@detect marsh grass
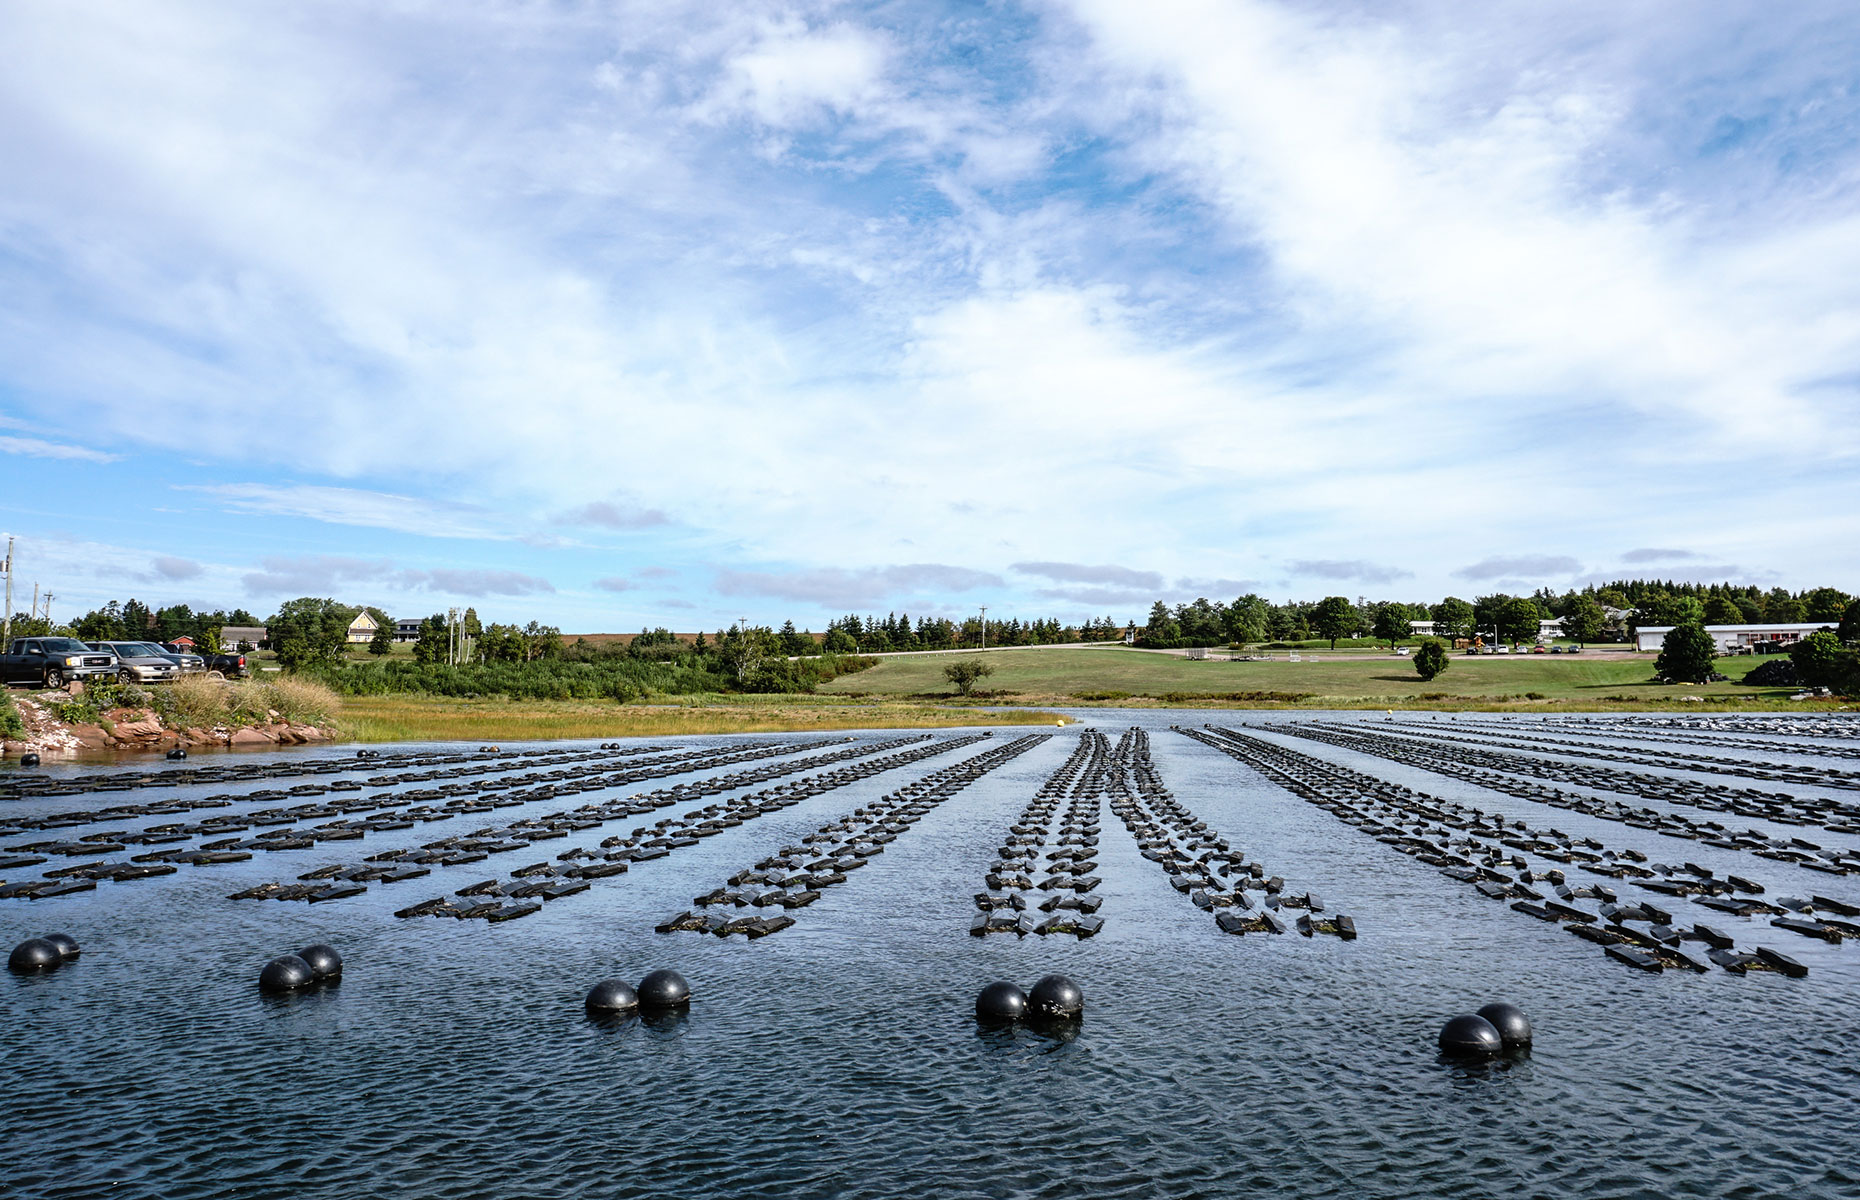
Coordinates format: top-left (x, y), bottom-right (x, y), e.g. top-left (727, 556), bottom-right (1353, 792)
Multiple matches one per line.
top-left (338, 694), bottom-right (1069, 743)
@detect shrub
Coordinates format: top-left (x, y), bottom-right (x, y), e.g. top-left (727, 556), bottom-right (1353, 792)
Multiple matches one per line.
top-left (1655, 623), bottom-right (1717, 683)
top-left (0, 691), bottom-right (23, 740)
top-left (1743, 659), bottom-right (1800, 687)
top-left (167, 675), bottom-right (230, 730)
top-left (238, 677), bottom-right (340, 727)
top-left (1413, 639), bottom-right (1449, 682)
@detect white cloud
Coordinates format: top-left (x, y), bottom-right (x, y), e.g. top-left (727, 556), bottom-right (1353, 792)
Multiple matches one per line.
top-left (708, 20), bottom-right (891, 129)
top-left (185, 484), bottom-right (512, 541)
top-left (0, 435), bottom-right (118, 463)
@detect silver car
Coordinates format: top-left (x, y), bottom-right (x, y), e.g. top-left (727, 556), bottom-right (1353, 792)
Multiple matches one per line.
top-left (89, 641), bottom-right (181, 684)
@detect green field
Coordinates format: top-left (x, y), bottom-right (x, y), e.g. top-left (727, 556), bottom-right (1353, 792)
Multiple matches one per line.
top-left (818, 646), bottom-right (1827, 710)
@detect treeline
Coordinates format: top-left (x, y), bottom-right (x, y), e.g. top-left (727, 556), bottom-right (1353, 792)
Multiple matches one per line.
top-left (812, 612), bottom-right (1125, 653)
top-left (1132, 581), bottom-right (1858, 650)
top-left (51, 600), bottom-right (263, 649)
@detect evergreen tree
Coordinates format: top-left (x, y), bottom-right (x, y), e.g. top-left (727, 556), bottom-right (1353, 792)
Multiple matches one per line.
top-left (1413, 639), bottom-right (1449, 681)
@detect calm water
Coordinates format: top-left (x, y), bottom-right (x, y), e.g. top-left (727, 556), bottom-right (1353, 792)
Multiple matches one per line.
top-left (4, 710), bottom-right (1858, 1200)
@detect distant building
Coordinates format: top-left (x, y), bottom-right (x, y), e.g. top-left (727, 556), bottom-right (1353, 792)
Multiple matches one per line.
top-left (395, 618), bottom-right (423, 642)
top-left (346, 611), bottom-right (381, 644)
top-left (168, 635), bottom-right (195, 649)
top-left (220, 625), bottom-right (267, 650)
top-left (1634, 622), bottom-right (1833, 653)
top-left (1409, 618), bottom-right (1564, 641)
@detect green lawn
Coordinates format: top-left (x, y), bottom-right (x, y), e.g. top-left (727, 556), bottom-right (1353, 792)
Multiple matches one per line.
top-left (819, 646), bottom-right (1820, 710)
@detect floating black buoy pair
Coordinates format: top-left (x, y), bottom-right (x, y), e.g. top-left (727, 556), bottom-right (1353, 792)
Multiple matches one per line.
top-left (166, 747), bottom-right (187, 761)
top-left (258, 944), bottom-right (343, 993)
top-left (585, 969), bottom-right (690, 1013)
top-left (20, 752), bottom-right (40, 767)
top-left (976, 974), bottom-right (1084, 1026)
top-left (1438, 1002), bottom-right (1532, 1059)
top-left (9, 933), bottom-right (79, 973)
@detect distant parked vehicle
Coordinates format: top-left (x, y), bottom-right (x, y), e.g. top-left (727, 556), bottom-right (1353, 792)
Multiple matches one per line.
top-left (1531, 644), bottom-right (1548, 654)
top-left (1550, 646), bottom-right (1564, 654)
top-left (154, 643), bottom-right (208, 675)
top-left (1395, 647), bottom-right (1411, 656)
top-left (2, 638), bottom-right (119, 688)
top-left (87, 641), bottom-right (181, 684)
top-left (164, 644), bottom-right (248, 679)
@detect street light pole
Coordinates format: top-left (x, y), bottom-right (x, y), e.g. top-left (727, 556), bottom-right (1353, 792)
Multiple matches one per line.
top-left (979, 606), bottom-right (987, 651)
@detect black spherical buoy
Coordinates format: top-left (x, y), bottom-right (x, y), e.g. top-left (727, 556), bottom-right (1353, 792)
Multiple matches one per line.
top-left (585, 978), bottom-right (640, 1012)
top-left (166, 747), bottom-right (187, 761)
top-left (296, 944), bottom-right (342, 981)
top-left (636, 969), bottom-right (690, 1008)
top-left (1476, 1002), bottom-right (1532, 1051)
top-left (9, 938), bottom-right (63, 973)
top-left (40, 933), bottom-right (80, 961)
top-left (1438, 1014), bottom-right (1503, 1059)
top-left (1026, 974), bottom-right (1084, 1019)
top-left (20, 752), bottom-right (40, 767)
top-left (258, 954), bottom-right (316, 993)
top-left (975, 981), bottom-right (1028, 1025)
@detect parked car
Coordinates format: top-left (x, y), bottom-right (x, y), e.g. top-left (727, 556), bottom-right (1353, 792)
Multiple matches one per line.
top-left (1531, 644), bottom-right (1548, 653)
top-left (86, 641), bottom-right (180, 684)
top-left (1395, 647), bottom-right (1411, 656)
top-left (154, 643), bottom-right (208, 674)
top-left (164, 644), bottom-right (248, 679)
top-left (2, 638), bottom-right (120, 688)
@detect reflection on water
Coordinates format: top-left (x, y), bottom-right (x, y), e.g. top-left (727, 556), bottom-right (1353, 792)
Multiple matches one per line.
top-left (4, 711), bottom-right (1859, 1200)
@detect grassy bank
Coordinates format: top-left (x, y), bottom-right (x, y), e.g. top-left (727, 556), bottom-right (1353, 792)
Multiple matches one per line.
top-left (817, 646), bottom-right (1840, 710)
top-left (338, 694), bottom-right (1070, 743)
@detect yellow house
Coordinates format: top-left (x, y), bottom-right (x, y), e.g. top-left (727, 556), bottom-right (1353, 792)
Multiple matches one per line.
top-left (346, 611), bottom-right (380, 644)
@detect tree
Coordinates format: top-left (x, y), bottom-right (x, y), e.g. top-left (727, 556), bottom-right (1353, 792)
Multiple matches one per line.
top-left (1372, 603), bottom-right (1412, 649)
top-left (1702, 595), bottom-right (1743, 625)
top-left (1430, 597), bottom-right (1474, 643)
top-left (1561, 594), bottom-right (1606, 647)
top-left (1413, 639), bottom-right (1449, 682)
top-left (368, 621), bottom-right (394, 656)
top-left (1840, 599), bottom-right (1860, 645)
top-left (412, 614), bottom-right (449, 664)
top-left (1764, 589), bottom-right (1805, 622)
top-left (1655, 623), bottom-right (1717, 683)
top-left (944, 658), bottom-right (994, 696)
top-left (1144, 601), bottom-right (1181, 647)
top-left (199, 626), bottom-right (223, 656)
top-left (1790, 631), bottom-right (1847, 687)
top-left (1802, 587), bottom-right (1851, 623)
top-left (1312, 596), bottom-right (1354, 649)
top-left (1226, 594), bottom-right (1269, 647)
top-left (823, 628), bottom-right (857, 654)
top-left (269, 598), bottom-right (355, 669)
top-left (1496, 597), bottom-right (1542, 647)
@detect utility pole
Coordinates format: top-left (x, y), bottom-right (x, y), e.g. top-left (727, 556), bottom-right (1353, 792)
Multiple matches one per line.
top-left (979, 606), bottom-right (987, 651)
top-left (41, 592), bottom-right (53, 623)
top-left (1, 536), bottom-right (12, 647)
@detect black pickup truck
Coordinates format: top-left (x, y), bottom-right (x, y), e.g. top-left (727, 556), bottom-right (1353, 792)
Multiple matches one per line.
top-left (1, 637), bottom-right (121, 688)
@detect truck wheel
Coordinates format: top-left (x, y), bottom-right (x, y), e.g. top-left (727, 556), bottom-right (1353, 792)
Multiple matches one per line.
top-left (119, 668), bottom-right (137, 683)
top-left (206, 670), bottom-right (225, 681)
top-left (44, 667), bottom-right (66, 689)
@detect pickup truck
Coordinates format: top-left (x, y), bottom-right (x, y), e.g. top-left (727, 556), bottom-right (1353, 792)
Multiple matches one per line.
top-left (1, 637), bottom-right (121, 688)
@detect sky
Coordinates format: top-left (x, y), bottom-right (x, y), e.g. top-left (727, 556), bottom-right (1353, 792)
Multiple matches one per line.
top-left (2, 0), bottom-right (1857, 632)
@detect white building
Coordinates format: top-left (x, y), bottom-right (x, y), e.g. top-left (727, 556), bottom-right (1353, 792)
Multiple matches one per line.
top-left (1634, 622), bottom-right (1834, 653)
